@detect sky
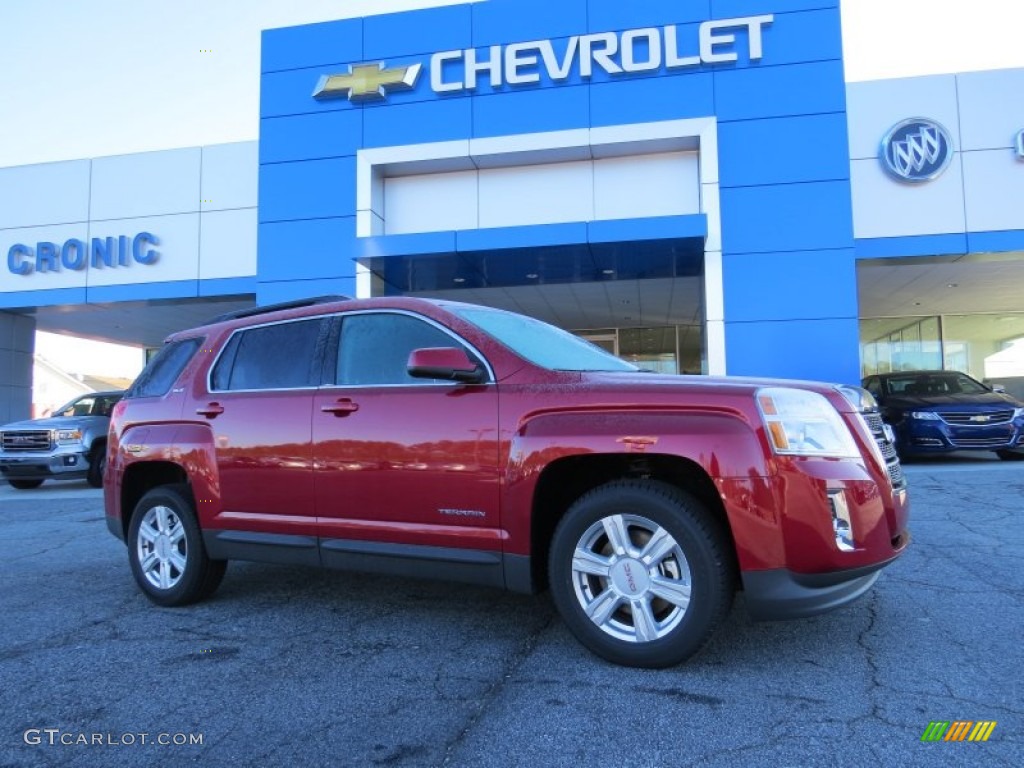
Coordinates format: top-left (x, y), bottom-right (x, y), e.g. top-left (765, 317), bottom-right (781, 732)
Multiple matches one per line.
top-left (6, 0), bottom-right (1024, 378)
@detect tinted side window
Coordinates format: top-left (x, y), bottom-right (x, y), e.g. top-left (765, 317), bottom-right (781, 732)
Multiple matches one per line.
top-left (337, 314), bottom-right (468, 386)
top-left (218, 319), bottom-right (325, 391)
top-left (864, 378), bottom-right (882, 398)
top-left (128, 339), bottom-right (201, 399)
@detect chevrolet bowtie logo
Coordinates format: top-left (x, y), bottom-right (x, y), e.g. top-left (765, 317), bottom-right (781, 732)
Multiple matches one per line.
top-left (313, 62), bottom-right (422, 102)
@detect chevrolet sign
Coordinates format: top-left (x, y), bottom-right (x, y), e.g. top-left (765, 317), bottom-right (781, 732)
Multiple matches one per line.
top-left (314, 15), bottom-right (773, 101)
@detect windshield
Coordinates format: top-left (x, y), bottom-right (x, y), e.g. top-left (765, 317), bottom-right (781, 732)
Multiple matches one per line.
top-left (452, 307), bottom-right (639, 372)
top-left (54, 393), bottom-right (123, 417)
top-left (884, 372), bottom-right (990, 397)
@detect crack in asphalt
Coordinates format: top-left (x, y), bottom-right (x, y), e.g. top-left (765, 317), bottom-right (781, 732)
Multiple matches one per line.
top-left (438, 608), bottom-right (555, 767)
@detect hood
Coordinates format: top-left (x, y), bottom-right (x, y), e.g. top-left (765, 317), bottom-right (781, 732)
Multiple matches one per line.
top-left (1, 415), bottom-right (105, 432)
top-left (882, 391), bottom-right (1022, 410)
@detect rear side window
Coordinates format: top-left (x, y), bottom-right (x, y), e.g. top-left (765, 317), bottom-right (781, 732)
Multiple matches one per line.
top-left (128, 338), bottom-right (201, 399)
top-left (212, 318), bottom-right (326, 391)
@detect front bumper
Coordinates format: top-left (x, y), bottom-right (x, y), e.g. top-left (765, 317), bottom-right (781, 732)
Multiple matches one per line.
top-left (897, 419), bottom-right (1024, 454)
top-left (0, 448), bottom-right (90, 480)
top-left (742, 553), bottom-right (904, 620)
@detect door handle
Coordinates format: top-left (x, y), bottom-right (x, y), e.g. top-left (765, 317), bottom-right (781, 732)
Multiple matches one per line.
top-left (196, 402), bottom-right (225, 418)
top-left (321, 399), bottom-right (359, 417)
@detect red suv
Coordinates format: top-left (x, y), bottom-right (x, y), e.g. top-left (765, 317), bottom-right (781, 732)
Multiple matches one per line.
top-left (105, 296), bottom-right (909, 668)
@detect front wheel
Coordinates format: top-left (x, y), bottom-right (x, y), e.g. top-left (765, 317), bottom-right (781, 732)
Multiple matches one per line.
top-left (997, 450), bottom-right (1024, 461)
top-left (127, 484), bottom-right (226, 606)
top-left (86, 443), bottom-right (106, 488)
top-left (548, 480), bottom-right (735, 669)
top-left (8, 479), bottom-right (44, 490)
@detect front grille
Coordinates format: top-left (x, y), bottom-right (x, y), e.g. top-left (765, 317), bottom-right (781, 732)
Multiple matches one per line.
top-left (949, 436), bottom-right (1013, 449)
top-left (938, 410), bottom-right (1015, 426)
top-left (887, 461), bottom-right (905, 488)
top-left (1, 430), bottom-right (52, 452)
top-left (861, 410), bottom-right (906, 491)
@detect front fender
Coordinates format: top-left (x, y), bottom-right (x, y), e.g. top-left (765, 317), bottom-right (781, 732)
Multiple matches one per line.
top-left (502, 408), bottom-right (774, 558)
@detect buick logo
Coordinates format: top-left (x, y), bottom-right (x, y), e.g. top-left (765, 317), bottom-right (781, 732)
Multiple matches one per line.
top-left (881, 119), bottom-right (954, 183)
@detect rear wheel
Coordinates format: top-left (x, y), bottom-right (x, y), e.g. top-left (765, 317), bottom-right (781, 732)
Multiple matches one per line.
top-left (127, 484), bottom-right (226, 606)
top-left (548, 479), bottom-right (735, 668)
top-left (997, 450), bottom-right (1024, 461)
top-left (8, 479), bottom-right (44, 490)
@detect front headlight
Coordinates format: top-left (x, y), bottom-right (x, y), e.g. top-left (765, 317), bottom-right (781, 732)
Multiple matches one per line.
top-left (835, 385), bottom-right (878, 412)
top-left (757, 388), bottom-right (861, 459)
top-left (909, 411), bottom-right (940, 421)
top-left (1014, 407), bottom-right (1024, 420)
top-left (55, 429), bottom-right (83, 444)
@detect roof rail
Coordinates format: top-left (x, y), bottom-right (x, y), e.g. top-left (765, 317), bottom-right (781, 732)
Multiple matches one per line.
top-left (206, 295), bottom-right (352, 324)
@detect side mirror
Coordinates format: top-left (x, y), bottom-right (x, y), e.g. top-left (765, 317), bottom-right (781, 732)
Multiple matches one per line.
top-left (407, 347), bottom-right (486, 384)
top-left (991, 384), bottom-right (1007, 394)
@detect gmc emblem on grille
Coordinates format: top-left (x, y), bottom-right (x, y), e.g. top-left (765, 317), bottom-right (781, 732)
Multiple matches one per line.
top-left (10, 436), bottom-right (34, 444)
top-left (969, 415), bottom-right (990, 423)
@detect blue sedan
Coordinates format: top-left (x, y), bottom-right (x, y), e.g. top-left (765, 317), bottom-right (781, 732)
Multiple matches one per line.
top-left (862, 370), bottom-right (1024, 461)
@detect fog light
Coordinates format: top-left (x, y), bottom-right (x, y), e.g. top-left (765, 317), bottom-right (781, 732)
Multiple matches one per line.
top-left (828, 489), bottom-right (855, 552)
top-left (63, 456), bottom-right (77, 466)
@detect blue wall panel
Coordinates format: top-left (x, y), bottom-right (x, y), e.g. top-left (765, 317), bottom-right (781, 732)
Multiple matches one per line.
top-left (712, 0), bottom-right (838, 18)
top-left (588, 0), bottom-right (711, 30)
top-left (365, 5), bottom-right (473, 60)
top-left (260, 111), bottom-right (362, 164)
top-left (258, 218), bottom-right (358, 282)
top-left (725, 318), bottom-right (860, 383)
top-left (714, 60), bottom-right (847, 121)
top-left (718, 113), bottom-right (850, 187)
top-left (473, 85), bottom-right (590, 138)
top-left (258, 158), bottom-right (356, 223)
top-left (855, 234), bottom-right (968, 259)
top-left (723, 249), bottom-right (857, 322)
top-left (363, 98), bottom-right (472, 148)
top-left (87, 281), bottom-right (198, 304)
top-left (472, 0), bottom-right (588, 47)
top-left (261, 19), bottom-right (361, 74)
top-left (258, 277), bottom-right (356, 306)
top-left (589, 72), bottom-right (715, 127)
top-left (720, 181), bottom-right (854, 254)
top-left (0, 288), bottom-right (86, 310)
top-left (755, 8), bottom-right (843, 67)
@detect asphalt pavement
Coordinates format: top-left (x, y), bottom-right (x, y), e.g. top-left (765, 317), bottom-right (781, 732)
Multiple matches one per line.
top-left (1, 460), bottom-right (1021, 767)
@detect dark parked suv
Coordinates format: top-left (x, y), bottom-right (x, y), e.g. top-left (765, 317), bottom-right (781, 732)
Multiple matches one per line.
top-left (105, 296), bottom-right (909, 668)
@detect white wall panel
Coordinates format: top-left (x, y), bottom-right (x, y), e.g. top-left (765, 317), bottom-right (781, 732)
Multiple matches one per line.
top-left (850, 157), bottom-right (966, 239)
top-left (846, 75), bottom-right (960, 161)
top-left (0, 224), bottom-right (91, 292)
top-left (593, 152), bottom-right (699, 221)
top-left (85, 214), bottom-right (199, 287)
top-left (199, 209), bottom-right (257, 280)
top-left (384, 170), bottom-right (478, 235)
top-left (957, 69), bottom-right (1024, 151)
top-left (91, 148), bottom-right (201, 221)
top-left (963, 149), bottom-right (1024, 233)
top-left (0, 161), bottom-right (90, 230)
top-left (201, 142), bottom-right (258, 211)
top-left (478, 161), bottom-right (594, 229)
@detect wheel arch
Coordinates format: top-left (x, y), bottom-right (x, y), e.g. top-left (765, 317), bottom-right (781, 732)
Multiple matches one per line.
top-left (119, 461), bottom-right (190, 539)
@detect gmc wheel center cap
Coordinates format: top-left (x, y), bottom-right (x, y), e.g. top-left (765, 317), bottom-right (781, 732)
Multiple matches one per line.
top-left (610, 559), bottom-right (650, 596)
top-left (156, 536), bottom-right (170, 559)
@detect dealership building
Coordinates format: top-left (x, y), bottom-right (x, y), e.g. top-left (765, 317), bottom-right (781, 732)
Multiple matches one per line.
top-left (2, 0), bottom-right (1023, 422)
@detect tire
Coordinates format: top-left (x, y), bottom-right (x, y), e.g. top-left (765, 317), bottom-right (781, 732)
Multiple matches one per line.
top-left (548, 479), bottom-right (735, 669)
top-left (86, 442), bottom-right (106, 488)
top-left (127, 484), bottom-right (227, 606)
top-left (8, 479), bottom-right (44, 490)
top-left (997, 450), bottom-right (1024, 461)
